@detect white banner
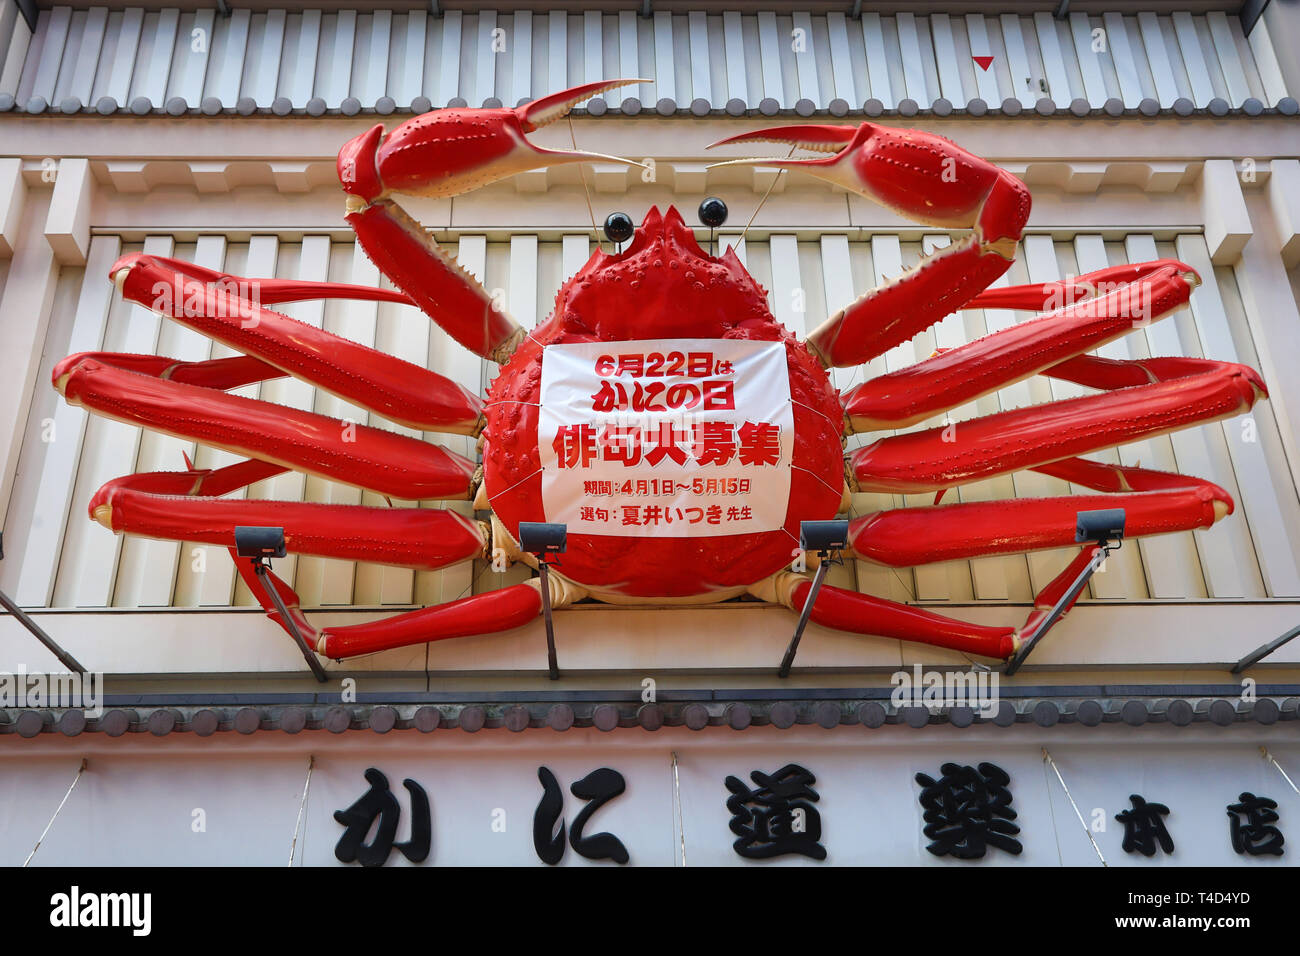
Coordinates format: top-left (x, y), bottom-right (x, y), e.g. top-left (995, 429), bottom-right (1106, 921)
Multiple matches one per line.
top-left (537, 338), bottom-right (794, 537)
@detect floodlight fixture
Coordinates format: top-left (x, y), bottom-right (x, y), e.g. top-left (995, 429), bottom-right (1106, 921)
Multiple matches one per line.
top-left (1005, 508), bottom-right (1127, 676)
top-left (779, 519), bottom-right (851, 678)
top-left (235, 526), bottom-right (326, 682)
top-left (519, 522), bottom-right (567, 680)
top-left (234, 525), bottom-right (287, 559)
top-left (518, 522), bottom-right (567, 558)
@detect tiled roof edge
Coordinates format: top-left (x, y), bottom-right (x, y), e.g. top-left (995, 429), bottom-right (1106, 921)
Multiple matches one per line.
top-left (2, 93), bottom-right (1296, 119)
top-left (2, 695), bottom-right (1296, 737)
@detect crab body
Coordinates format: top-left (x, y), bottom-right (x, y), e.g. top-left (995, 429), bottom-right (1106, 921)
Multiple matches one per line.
top-left (484, 206), bottom-right (844, 600)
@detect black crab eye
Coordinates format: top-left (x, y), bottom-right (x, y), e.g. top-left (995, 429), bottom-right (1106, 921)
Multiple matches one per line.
top-left (603, 212), bottom-right (634, 244)
top-left (698, 197), bottom-right (728, 229)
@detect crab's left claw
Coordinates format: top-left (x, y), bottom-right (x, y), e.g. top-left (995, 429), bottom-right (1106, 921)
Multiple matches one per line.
top-left (339, 78), bottom-right (649, 204)
top-left (709, 123), bottom-right (1032, 367)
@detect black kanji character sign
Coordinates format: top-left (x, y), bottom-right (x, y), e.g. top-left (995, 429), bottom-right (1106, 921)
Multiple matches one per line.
top-left (533, 766), bottom-right (630, 864)
top-left (724, 764), bottom-right (826, 861)
top-left (333, 767), bottom-right (431, 867)
top-left (1227, 792), bottom-right (1284, 856)
top-left (914, 761), bottom-right (1022, 859)
top-left (1116, 794), bottom-right (1174, 856)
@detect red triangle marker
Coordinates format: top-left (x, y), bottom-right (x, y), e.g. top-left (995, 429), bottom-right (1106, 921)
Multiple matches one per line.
top-left (973, 55), bottom-right (994, 72)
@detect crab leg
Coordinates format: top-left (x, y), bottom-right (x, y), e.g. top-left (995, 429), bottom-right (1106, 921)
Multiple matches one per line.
top-left (110, 253), bottom-right (483, 434)
top-left (338, 79), bottom-right (646, 362)
top-left (709, 123), bottom-right (1031, 367)
top-left (76, 452), bottom-right (534, 662)
top-left (964, 259), bottom-right (1195, 311)
top-left (54, 353), bottom-right (475, 501)
top-left (315, 584), bottom-right (545, 659)
top-left (233, 557), bottom-right (546, 660)
top-left (89, 459), bottom-right (487, 571)
top-left (848, 460), bottom-right (1231, 567)
top-left (775, 542), bottom-right (1102, 660)
top-left (851, 359), bottom-right (1266, 494)
top-left (790, 578), bottom-right (1017, 658)
top-left (842, 261), bottom-right (1198, 430)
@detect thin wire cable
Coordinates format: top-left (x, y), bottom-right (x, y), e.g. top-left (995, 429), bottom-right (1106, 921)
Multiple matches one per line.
top-left (1042, 748), bottom-right (1107, 866)
top-left (288, 754), bottom-right (316, 867)
top-left (568, 115), bottom-right (601, 247)
top-left (23, 758), bottom-right (87, 867)
top-left (1041, 751), bottom-right (1067, 865)
top-left (1261, 747), bottom-right (1300, 795)
top-left (671, 751), bottom-right (687, 867)
top-left (739, 145), bottom-right (798, 244)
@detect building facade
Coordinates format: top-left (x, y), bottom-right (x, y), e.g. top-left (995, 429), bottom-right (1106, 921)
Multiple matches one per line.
top-left (0, 0), bottom-right (1299, 866)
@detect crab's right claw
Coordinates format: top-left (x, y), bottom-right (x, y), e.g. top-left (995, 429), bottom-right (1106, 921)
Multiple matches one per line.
top-left (338, 78), bottom-right (650, 204)
top-left (707, 122), bottom-right (1029, 246)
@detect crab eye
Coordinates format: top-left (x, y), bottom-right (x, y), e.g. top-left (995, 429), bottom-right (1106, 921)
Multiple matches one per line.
top-left (698, 197), bottom-right (728, 228)
top-left (603, 212), bottom-right (634, 244)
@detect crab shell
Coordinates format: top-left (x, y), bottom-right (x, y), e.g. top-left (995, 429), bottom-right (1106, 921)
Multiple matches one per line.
top-left (483, 206), bottom-right (846, 603)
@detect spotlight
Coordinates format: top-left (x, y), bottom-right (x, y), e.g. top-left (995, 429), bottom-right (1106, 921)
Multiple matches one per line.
top-left (1076, 508), bottom-right (1125, 546)
top-left (234, 525), bottom-right (287, 559)
top-left (1005, 508), bottom-right (1126, 676)
top-left (234, 526), bottom-right (326, 682)
top-left (778, 519), bottom-right (852, 677)
top-left (800, 520), bottom-right (849, 554)
top-left (519, 522), bottom-right (567, 680)
top-left (519, 522), bottom-right (567, 557)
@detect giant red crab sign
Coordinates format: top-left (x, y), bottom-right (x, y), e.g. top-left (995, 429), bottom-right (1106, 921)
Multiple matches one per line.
top-left (52, 79), bottom-right (1265, 669)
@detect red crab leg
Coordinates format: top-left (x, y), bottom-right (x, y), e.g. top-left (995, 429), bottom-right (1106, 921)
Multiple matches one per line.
top-left (111, 253), bottom-right (483, 434)
top-left (54, 353), bottom-right (475, 501)
top-left (79, 454), bottom-right (511, 661)
top-left (708, 123), bottom-right (1031, 367)
top-left (234, 558), bottom-right (544, 660)
top-left (842, 260), bottom-right (1197, 430)
top-left (88, 461), bottom-right (486, 572)
top-left (339, 79), bottom-right (646, 361)
top-left (850, 359), bottom-right (1266, 494)
top-left (316, 584), bottom-right (544, 659)
top-left (848, 460), bottom-right (1231, 567)
top-left (1038, 352), bottom-right (1217, 391)
top-left (965, 259), bottom-right (1194, 310)
top-left (792, 544), bottom-right (1099, 659)
top-left (792, 577), bottom-right (1016, 658)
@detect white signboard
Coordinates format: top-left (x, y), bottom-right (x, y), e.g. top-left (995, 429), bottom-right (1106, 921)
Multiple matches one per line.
top-left (537, 338), bottom-right (794, 537)
top-left (4, 731), bottom-right (1298, 866)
